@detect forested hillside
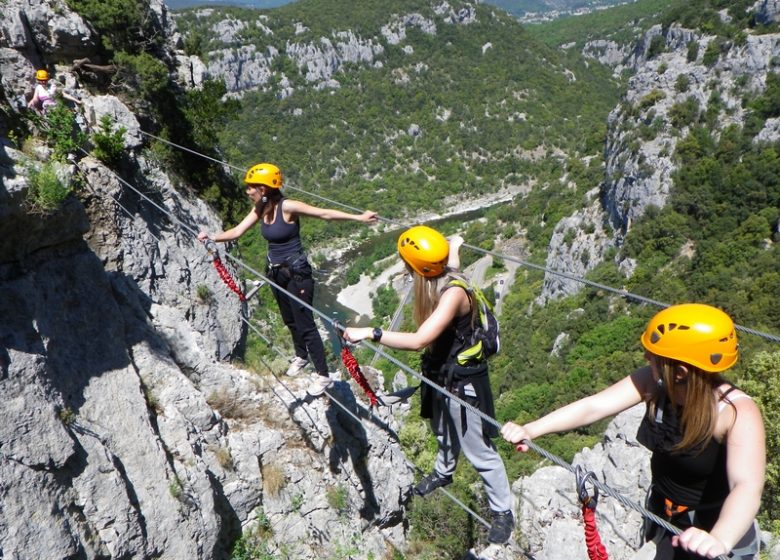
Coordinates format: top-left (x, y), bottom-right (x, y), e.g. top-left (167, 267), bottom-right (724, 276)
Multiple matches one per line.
top-left (173, 0), bottom-right (780, 555)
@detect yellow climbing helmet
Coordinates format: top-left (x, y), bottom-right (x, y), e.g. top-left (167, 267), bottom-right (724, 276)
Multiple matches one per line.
top-left (244, 163), bottom-right (282, 188)
top-left (35, 69), bottom-right (49, 81)
top-left (640, 303), bottom-right (738, 372)
top-left (397, 225), bottom-right (449, 278)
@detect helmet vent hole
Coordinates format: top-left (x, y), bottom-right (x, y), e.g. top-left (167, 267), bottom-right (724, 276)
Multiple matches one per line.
top-left (668, 323), bottom-right (677, 331)
top-left (657, 325), bottom-right (665, 334)
top-left (710, 353), bottom-right (722, 365)
top-left (678, 325), bottom-right (689, 330)
top-left (650, 332), bottom-right (661, 343)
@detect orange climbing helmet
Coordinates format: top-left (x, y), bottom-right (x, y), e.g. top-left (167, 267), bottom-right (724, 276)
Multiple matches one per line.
top-left (640, 303), bottom-right (738, 372)
top-left (35, 69), bottom-right (49, 81)
top-left (397, 225), bottom-right (449, 278)
top-left (244, 163), bottom-right (282, 188)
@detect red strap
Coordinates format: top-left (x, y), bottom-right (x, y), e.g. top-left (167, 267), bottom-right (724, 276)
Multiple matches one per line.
top-left (340, 346), bottom-right (379, 406)
top-left (212, 255), bottom-right (246, 301)
top-left (582, 504), bottom-right (609, 560)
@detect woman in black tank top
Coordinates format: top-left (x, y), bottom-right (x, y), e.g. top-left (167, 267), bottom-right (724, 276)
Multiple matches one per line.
top-left (343, 226), bottom-right (515, 545)
top-left (500, 303), bottom-right (765, 559)
top-left (198, 163), bottom-right (377, 396)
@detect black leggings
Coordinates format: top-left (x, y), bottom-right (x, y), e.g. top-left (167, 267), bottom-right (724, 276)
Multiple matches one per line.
top-left (268, 260), bottom-right (328, 376)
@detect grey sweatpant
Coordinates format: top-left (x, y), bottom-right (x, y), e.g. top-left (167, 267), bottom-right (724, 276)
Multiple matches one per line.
top-left (430, 391), bottom-right (512, 513)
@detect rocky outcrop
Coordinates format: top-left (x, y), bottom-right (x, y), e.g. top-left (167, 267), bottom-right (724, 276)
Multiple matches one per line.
top-left (514, 405), bottom-right (651, 560)
top-left (754, 0), bottom-right (780, 24)
top-left (540, 23), bottom-right (780, 302)
top-left (180, 1), bottom-right (481, 94)
top-left (0, 2), bottom-right (414, 559)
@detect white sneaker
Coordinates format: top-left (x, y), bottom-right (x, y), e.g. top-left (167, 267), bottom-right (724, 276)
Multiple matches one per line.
top-left (286, 356), bottom-right (309, 377)
top-left (307, 375), bottom-right (333, 397)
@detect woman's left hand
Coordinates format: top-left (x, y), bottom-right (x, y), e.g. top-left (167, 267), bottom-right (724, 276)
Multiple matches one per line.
top-left (672, 527), bottom-right (728, 558)
top-left (343, 327), bottom-right (372, 343)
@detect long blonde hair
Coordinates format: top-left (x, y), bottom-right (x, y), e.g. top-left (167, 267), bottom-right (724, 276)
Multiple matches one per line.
top-left (651, 355), bottom-right (730, 453)
top-left (411, 269), bottom-right (476, 336)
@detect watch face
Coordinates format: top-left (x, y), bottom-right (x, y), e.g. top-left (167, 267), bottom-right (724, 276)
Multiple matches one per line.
top-left (373, 327), bottom-right (382, 341)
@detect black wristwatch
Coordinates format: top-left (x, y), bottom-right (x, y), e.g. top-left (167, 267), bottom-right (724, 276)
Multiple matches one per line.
top-left (371, 327), bottom-right (383, 342)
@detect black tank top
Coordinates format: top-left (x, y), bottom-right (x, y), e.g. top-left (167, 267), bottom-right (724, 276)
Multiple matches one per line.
top-left (261, 198), bottom-right (304, 264)
top-left (636, 389), bottom-right (732, 509)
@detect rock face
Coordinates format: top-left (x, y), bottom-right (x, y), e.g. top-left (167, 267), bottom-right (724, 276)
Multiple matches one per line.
top-left (178, 1), bottom-right (481, 95)
top-left (0, 1), bottom-right (413, 558)
top-left (540, 23), bottom-right (780, 302)
top-left (514, 405), bottom-right (651, 560)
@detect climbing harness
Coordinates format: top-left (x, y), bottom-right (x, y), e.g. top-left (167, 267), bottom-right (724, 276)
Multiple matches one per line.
top-left (576, 466), bottom-right (609, 560)
top-left (203, 239), bottom-right (246, 301)
top-left (335, 323), bottom-right (381, 407)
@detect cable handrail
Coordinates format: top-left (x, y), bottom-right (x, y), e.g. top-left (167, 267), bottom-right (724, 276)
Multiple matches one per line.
top-left (134, 129), bottom-right (780, 344)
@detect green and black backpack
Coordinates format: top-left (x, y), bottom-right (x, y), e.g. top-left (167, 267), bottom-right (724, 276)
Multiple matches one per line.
top-left (447, 276), bottom-right (500, 366)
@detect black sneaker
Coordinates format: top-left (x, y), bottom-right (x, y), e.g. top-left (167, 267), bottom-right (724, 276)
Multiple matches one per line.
top-left (412, 471), bottom-right (453, 496)
top-left (487, 510), bottom-right (514, 544)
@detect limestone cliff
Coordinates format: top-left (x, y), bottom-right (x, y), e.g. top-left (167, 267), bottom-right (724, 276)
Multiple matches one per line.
top-left (0, 1), bottom-right (412, 558)
top-left (540, 20), bottom-right (780, 302)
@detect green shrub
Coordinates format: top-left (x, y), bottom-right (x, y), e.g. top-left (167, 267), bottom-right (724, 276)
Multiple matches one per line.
top-left (230, 509), bottom-right (274, 560)
top-left (44, 102), bottom-right (86, 161)
top-left (702, 39), bottom-right (721, 67)
top-left (91, 114), bottom-right (126, 165)
top-left (686, 40), bottom-right (699, 62)
top-left (675, 74), bottom-right (690, 93)
top-left (639, 89), bottom-right (666, 110)
top-left (669, 97), bottom-right (701, 128)
top-left (65, 0), bottom-right (152, 55)
top-left (113, 51), bottom-right (170, 101)
top-left (646, 34), bottom-right (666, 58)
top-left (26, 162), bottom-right (70, 213)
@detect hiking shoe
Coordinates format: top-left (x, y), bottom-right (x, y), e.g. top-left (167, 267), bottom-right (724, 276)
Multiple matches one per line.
top-left (286, 356), bottom-right (309, 377)
top-left (307, 375), bottom-right (333, 397)
top-left (487, 510), bottom-right (514, 544)
top-left (412, 471), bottom-right (453, 497)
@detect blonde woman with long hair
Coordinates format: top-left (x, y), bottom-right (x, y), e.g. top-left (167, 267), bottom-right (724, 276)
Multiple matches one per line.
top-left (344, 225), bottom-right (514, 544)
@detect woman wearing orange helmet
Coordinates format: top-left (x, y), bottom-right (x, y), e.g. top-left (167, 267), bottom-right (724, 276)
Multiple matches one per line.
top-left (27, 69), bottom-right (81, 113)
top-left (198, 163), bottom-right (377, 396)
top-left (343, 225), bottom-right (515, 545)
top-left (501, 303), bottom-right (765, 559)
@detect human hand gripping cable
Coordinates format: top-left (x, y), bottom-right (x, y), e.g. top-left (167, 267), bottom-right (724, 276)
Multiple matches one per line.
top-left (500, 421), bottom-right (532, 452)
top-left (673, 527), bottom-right (729, 559)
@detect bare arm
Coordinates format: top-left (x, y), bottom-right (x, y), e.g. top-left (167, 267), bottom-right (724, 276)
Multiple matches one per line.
top-left (283, 199), bottom-right (378, 223)
top-left (501, 367), bottom-right (651, 451)
top-left (674, 397), bottom-right (766, 558)
top-left (343, 287), bottom-right (468, 351)
top-left (197, 207), bottom-right (259, 243)
top-left (447, 235), bottom-right (464, 270)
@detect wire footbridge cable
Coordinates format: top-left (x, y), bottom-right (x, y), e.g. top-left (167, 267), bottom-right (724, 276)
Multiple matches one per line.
top-left (137, 129), bottom-right (780, 344)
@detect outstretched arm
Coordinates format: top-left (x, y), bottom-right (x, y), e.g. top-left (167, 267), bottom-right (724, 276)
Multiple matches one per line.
top-left (284, 199), bottom-right (378, 223)
top-left (197, 207), bottom-right (259, 243)
top-left (673, 397), bottom-right (765, 558)
top-left (501, 367), bottom-right (650, 451)
top-left (343, 287), bottom-right (468, 351)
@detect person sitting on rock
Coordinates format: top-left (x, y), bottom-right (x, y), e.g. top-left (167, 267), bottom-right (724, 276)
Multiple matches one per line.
top-left (28, 69), bottom-right (81, 114)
